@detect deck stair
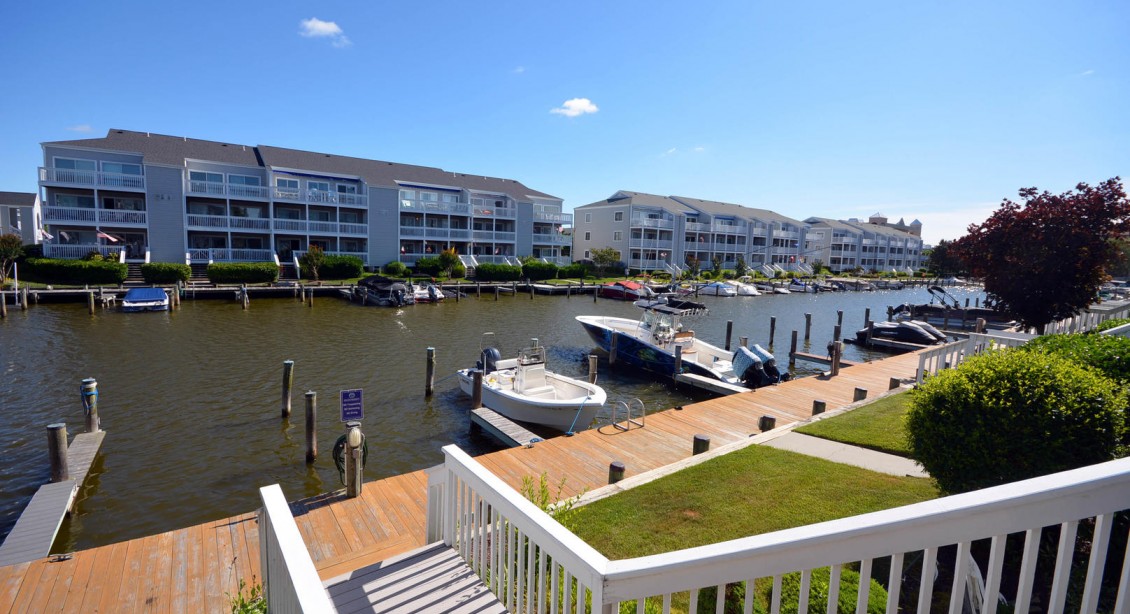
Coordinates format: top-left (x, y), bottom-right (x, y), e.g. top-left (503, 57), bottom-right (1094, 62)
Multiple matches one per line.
top-left (125, 263), bottom-right (145, 283)
top-left (188, 263), bottom-right (210, 282)
top-left (324, 543), bottom-right (506, 613)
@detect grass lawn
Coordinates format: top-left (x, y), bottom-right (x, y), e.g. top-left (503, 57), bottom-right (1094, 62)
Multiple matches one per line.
top-left (563, 444), bottom-right (937, 560)
top-left (794, 391), bottom-right (913, 457)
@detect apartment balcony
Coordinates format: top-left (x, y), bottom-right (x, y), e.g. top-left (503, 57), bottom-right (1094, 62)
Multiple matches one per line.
top-left (40, 167), bottom-right (145, 191)
top-left (340, 223), bottom-right (367, 235)
top-left (630, 217), bottom-right (674, 229)
top-left (400, 200), bottom-right (471, 215)
top-left (712, 224), bottom-right (746, 234)
top-left (684, 222), bottom-right (710, 232)
top-left (231, 217), bottom-right (272, 231)
top-left (400, 226), bottom-right (426, 237)
top-left (308, 221), bottom-right (338, 234)
top-left (187, 180), bottom-right (270, 201)
top-left (45, 206), bottom-right (147, 226)
top-left (472, 205), bottom-right (515, 219)
top-left (628, 238), bottom-right (674, 250)
top-left (186, 214), bottom-right (273, 232)
top-left (187, 248), bottom-right (275, 262)
top-left (533, 232), bottom-right (571, 245)
top-left (274, 219), bottom-right (307, 232)
top-left (534, 211), bottom-right (572, 224)
top-left (774, 230), bottom-right (799, 239)
top-left (629, 258), bottom-right (667, 271)
top-left (751, 227), bottom-right (767, 237)
top-left (470, 230), bottom-right (517, 242)
top-left (43, 244), bottom-right (126, 260)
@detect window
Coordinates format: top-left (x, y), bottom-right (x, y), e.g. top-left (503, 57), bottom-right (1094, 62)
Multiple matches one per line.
top-left (190, 171), bottom-right (222, 183)
top-left (613, 231), bottom-right (623, 241)
top-left (101, 162), bottom-right (142, 175)
top-left (399, 190), bottom-right (416, 200)
top-left (584, 232), bottom-right (591, 241)
top-left (337, 184), bottom-right (358, 194)
top-left (308, 181), bottom-right (330, 192)
top-left (55, 194), bottom-right (95, 208)
top-left (309, 210), bottom-right (332, 222)
top-left (54, 158), bottom-right (96, 171)
top-left (585, 213), bottom-right (591, 223)
top-left (276, 178), bottom-right (299, 189)
top-left (441, 193), bottom-right (460, 203)
top-left (228, 175), bottom-right (261, 186)
top-left (584, 250), bottom-right (590, 259)
top-left (614, 211), bottom-right (624, 222)
top-left (419, 192), bottom-right (437, 202)
top-left (103, 197), bottom-right (144, 211)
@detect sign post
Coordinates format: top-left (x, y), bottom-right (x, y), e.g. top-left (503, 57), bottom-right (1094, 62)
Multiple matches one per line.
top-left (340, 389), bottom-right (364, 422)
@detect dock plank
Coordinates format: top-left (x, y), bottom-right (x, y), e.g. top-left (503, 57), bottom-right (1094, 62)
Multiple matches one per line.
top-left (0, 480), bottom-right (77, 567)
top-left (470, 407), bottom-right (541, 447)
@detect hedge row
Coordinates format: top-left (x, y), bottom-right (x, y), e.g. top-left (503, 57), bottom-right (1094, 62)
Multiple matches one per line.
top-left (206, 262), bottom-right (279, 284)
top-left (474, 263), bottom-right (523, 281)
top-left (140, 263), bottom-right (191, 284)
top-left (411, 257), bottom-right (466, 278)
top-left (522, 261), bottom-right (559, 281)
top-left (300, 255), bottom-right (364, 280)
top-left (23, 258), bottom-right (128, 285)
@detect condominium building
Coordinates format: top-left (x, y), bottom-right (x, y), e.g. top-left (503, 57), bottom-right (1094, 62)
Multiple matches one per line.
top-left (573, 190), bottom-right (810, 273)
top-left (0, 191), bottom-right (41, 246)
top-left (37, 130), bottom-right (571, 268)
top-left (804, 215), bottom-right (925, 273)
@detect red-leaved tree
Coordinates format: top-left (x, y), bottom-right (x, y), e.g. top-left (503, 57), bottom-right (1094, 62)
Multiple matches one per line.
top-left (954, 178), bottom-right (1130, 333)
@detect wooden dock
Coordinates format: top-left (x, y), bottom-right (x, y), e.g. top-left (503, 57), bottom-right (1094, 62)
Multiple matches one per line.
top-left (0, 431), bottom-right (105, 568)
top-left (469, 407), bottom-right (543, 447)
top-left (0, 350), bottom-right (924, 612)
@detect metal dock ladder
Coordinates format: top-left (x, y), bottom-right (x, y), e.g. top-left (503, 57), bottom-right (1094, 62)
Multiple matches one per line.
top-left (610, 398), bottom-right (645, 431)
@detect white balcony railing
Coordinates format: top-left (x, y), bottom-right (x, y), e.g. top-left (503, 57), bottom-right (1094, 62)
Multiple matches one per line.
top-left (40, 167), bottom-right (145, 190)
top-left (340, 223), bottom-right (367, 235)
top-left (43, 244), bottom-right (124, 259)
top-left (307, 221), bottom-right (337, 234)
top-left (631, 217), bottom-right (674, 229)
top-left (401, 200), bottom-right (471, 215)
top-left (533, 211), bottom-right (572, 224)
top-left (684, 222), bottom-right (710, 232)
top-left (186, 180), bottom-right (271, 200)
top-left (424, 228), bottom-right (451, 238)
top-left (449, 229), bottom-right (471, 240)
top-left (273, 219), bottom-right (307, 232)
top-left (230, 184), bottom-right (270, 200)
top-left (99, 209), bottom-right (147, 225)
top-left (44, 206), bottom-right (97, 223)
top-left (629, 238), bottom-right (674, 250)
top-left (532, 232), bottom-right (571, 245)
top-left (401, 227), bottom-right (426, 237)
top-left (230, 217), bottom-right (270, 230)
top-left (712, 224), bottom-right (747, 234)
top-left (187, 214), bottom-right (229, 229)
top-left (427, 444), bottom-right (1130, 614)
top-left (187, 248), bottom-right (274, 262)
top-left (473, 206), bottom-right (516, 219)
top-left (629, 258), bottom-right (668, 270)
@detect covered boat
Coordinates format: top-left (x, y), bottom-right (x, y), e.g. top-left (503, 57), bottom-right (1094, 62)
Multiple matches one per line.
top-left (457, 339), bottom-right (606, 432)
top-left (855, 320), bottom-right (946, 346)
top-left (577, 299), bottom-right (789, 389)
top-left (893, 285), bottom-right (1012, 326)
top-left (598, 280), bottom-right (655, 301)
top-left (697, 281), bottom-right (737, 297)
top-left (728, 278), bottom-right (761, 296)
top-left (358, 276), bottom-right (414, 307)
top-left (121, 287), bottom-right (169, 312)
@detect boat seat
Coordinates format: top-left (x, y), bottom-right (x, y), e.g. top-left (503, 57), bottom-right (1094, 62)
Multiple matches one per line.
top-left (494, 358), bottom-right (519, 370)
top-left (522, 385), bottom-right (556, 398)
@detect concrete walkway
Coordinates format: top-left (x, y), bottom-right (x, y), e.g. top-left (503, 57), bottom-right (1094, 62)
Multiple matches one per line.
top-left (763, 432), bottom-right (929, 478)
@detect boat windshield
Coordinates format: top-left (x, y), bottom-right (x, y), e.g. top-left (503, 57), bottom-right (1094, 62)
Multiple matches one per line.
top-left (517, 345), bottom-right (546, 366)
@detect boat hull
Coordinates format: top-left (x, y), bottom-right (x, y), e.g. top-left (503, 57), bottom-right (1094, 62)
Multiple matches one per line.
top-left (576, 316), bottom-right (732, 383)
top-left (456, 369), bottom-right (604, 432)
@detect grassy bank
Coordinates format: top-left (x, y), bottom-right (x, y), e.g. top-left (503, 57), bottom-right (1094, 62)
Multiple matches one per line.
top-left (795, 391), bottom-right (912, 457)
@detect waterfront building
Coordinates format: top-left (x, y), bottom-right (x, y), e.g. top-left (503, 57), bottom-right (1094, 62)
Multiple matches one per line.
top-left (37, 130), bottom-right (571, 269)
top-left (0, 191), bottom-right (41, 246)
top-left (572, 190), bottom-right (810, 274)
top-left (805, 215), bottom-right (925, 273)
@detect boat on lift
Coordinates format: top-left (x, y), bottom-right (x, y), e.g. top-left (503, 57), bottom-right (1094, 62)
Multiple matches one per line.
top-left (120, 287), bottom-right (169, 312)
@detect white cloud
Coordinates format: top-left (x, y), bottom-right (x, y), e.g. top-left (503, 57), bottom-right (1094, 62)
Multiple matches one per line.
top-left (663, 147), bottom-right (678, 156)
top-left (693, 146), bottom-right (705, 153)
top-left (550, 98), bottom-right (599, 117)
top-left (299, 18), bottom-right (351, 47)
top-left (1080, 69), bottom-right (1095, 76)
top-left (66, 124), bottom-right (92, 133)
top-left (513, 66), bottom-right (526, 74)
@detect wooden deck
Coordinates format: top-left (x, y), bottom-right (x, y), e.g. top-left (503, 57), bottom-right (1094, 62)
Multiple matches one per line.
top-left (469, 407), bottom-right (542, 448)
top-left (0, 350), bottom-right (922, 612)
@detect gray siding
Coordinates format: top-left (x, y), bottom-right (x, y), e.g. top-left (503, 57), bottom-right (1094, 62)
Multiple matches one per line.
top-left (515, 202), bottom-right (533, 256)
top-left (369, 186), bottom-right (400, 268)
top-left (145, 166), bottom-right (187, 262)
top-left (574, 205), bottom-right (628, 260)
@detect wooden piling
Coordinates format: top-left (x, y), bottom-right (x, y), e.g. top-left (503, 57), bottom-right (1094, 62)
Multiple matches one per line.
top-left (471, 370), bottom-right (483, 409)
top-left (724, 320), bottom-right (733, 351)
top-left (866, 321), bottom-right (875, 345)
top-left (758, 416), bottom-right (777, 432)
top-left (0, 291), bottom-right (6, 318)
top-left (305, 391), bottom-right (317, 463)
top-left (976, 318), bottom-right (986, 334)
top-left (608, 461), bottom-right (626, 484)
top-left (21, 287), bottom-right (28, 310)
top-left (88, 291), bottom-right (95, 315)
top-left (306, 288), bottom-right (313, 308)
top-left (609, 334), bottom-right (619, 366)
top-left (833, 324), bottom-right (841, 342)
top-left (739, 336), bottom-right (748, 348)
top-left (804, 313), bottom-right (812, 341)
top-left (789, 331), bottom-right (798, 365)
top-left (345, 423), bottom-right (363, 498)
top-left (495, 286), bottom-right (500, 301)
top-left (566, 283), bottom-right (571, 299)
top-left (300, 285), bottom-right (306, 303)
top-left (769, 316), bottom-right (776, 346)
top-left (47, 423), bottom-right (68, 482)
top-left (588, 354), bottom-right (598, 384)
top-left (281, 360), bottom-right (295, 418)
top-left (81, 378), bottom-right (100, 434)
top-left (889, 377), bottom-right (901, 390)
top-left (476, 283), bottom-right (481, 298)
top-left (425, 347), bottom-right (436, 397)
top-left (830, 341), bottom-right (843, 376)
top-left (692, 434), bottom-right (710, 455)
top-left (812, 400), bottom-right (826, 415)
top-left (864, 307), bottom-right (870, 327)
top-left (455, 282), bottom-right (460, 302)
top-left (853, 387), bottom-right (868, 402)
top-left (837, 310), bottom-right (843, 327)
top-left (674, 345), bottom-right (683, 375)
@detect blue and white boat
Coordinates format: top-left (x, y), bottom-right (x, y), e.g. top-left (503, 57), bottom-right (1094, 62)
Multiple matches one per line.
top-left (120, 287), bottom-right (169, 312)
top-left (577, 300), bottom-right (788, 388)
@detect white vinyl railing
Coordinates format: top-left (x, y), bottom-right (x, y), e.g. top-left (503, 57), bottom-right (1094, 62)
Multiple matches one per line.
top-left (428, 445), bottom-right (1130, 614)
top-left (187, 248), bottom-right (275, 262)
top-left (1044, 302), bottom-right (1130, 335)
top-left (43, 244), bottom-right (122, 259)
top-left (45, 206), bottom-right (97, 223)
top-left (258, 485), bottom-right (334, 613)
top-left (40, 167), bottom-right (145, 190)
top-left (1102, 322), bottom-right (1130, 337)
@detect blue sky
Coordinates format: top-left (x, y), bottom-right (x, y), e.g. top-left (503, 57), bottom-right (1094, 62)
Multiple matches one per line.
top-left (2, 0), bottom-right (1126, 245)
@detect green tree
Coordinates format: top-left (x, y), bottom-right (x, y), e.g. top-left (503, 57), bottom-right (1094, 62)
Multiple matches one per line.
top-left (711, 255), bottom-right (723, 277)
top-left (734, 255), bottom-right (748, 278)
top-left (684, 254), bottom-right (700, 276)
top-left (923, 239), bottom-right (964, 277)
top-left (590, 247), bottom-right (621, 275)
top-left (954, 179), bottom-right (1130, 332)
top-left (1110, 237), bottom-right (1130, 278)
top-left (438, 247), bottom-right (460, 277)
top-left (299, 244), bottom-right (326, 281)
top-left (0, 233), bottom-right (22, 286)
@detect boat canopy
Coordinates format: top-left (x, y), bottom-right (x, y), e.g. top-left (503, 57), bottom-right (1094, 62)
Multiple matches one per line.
top-left (123, 288), bottom-right (168, 302)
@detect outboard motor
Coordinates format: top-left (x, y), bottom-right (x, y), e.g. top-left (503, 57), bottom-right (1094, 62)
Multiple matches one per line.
top-left (477, 347), bottom-right (502, 374)
top-left (428, 284), bottom-right (438, 300)
top-left (393, 288), bottom-right (405, 306)
top-left (751, 344), bottom-right (789, 384)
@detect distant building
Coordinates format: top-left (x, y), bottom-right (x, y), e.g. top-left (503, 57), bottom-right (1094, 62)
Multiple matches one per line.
top-left (0, 191), bottom-right (41, 245)
top-left (804, 216), bottom-right (925, 273)
top-left (866, 212), bottom-right (922, 237)
top-left (37, 129), bottom-right (570, 267)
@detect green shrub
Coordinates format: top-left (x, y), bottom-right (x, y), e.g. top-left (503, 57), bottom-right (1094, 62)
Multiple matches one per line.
top-left (523, 260), bottom-right (559, 281)
top-left (768, 568), bottom-right (887, 614)
top-left (1094, 318), bottom-right (1130, 333)
top-left (559, 263), bottom-right (591, 279)
top-left (23, 257), bottom-right (128, 285)
top-left (697, 582), bottom-right (763, 614)
top-left (206, 262), bottom-right (279, 284)
top-left (413, 256), bottom-right (442, 276)
top-left (1022, 333), bottom-right (1130, 383)
top-left (451, 263), bottom-right (466, 279)
top-left (304, 255), bottom-right (363, 280)
top-left (140, 262), bottom-right (190, 284)
top-left (700, 270), bottom-right (714, 280)
top-left (382, 261), bottom-right (407, 277)
top-left (474, 263), bottom-right (523, 281)
top-left (906, 349), bottom-right (1128, 494)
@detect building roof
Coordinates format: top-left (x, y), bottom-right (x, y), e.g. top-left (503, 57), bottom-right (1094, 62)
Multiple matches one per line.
top-left (575, 190), bottom-right (691, 215)
top-left (44, 129), bottom-right (559, 201)
top-left (672, 196), bottom-right (806, 227)
top-left (844, 221), bottom-right (921, 240)
top-left (805, 217), bottom-right (863, 234)
top-left (0, 191), bottom-right (36, 207)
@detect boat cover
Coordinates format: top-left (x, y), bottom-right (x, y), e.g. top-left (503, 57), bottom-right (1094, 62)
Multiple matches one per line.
top-left (123, 288), bottom-right (168, 302)
top-left (732, 346), bottom-right (762, 379)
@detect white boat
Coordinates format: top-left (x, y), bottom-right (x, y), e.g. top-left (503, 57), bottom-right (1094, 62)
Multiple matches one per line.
top-left (121, 287), bottom-right (169, 312)
top-left (696, 281), bottom-right (737, 297)
top-left (755, 282), bottom-right (790, 294)
top-left (413, 282), bottom-right (445, 303)
top-left (577, 300), bottom-right (789, 388)
top-left (457, 339), bottom-right (606, 432)
top-left (727, 279), bottom-right (761, 296)
top-left (787, 280), bottom-right (818, 293)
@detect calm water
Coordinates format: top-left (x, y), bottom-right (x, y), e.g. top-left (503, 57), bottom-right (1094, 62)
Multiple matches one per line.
top-left (0, 284), bottom-right (984, 551)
